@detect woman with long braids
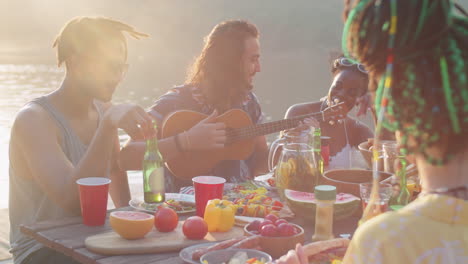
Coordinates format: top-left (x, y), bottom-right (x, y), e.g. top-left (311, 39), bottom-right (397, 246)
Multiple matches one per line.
top-left (341, 0), bottom-right (468, 263)
top-left (274, 1), bottom-right (468, 263)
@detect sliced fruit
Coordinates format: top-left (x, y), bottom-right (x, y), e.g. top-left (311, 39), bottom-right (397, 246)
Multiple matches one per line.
top-left (110, 211), bottom-right (154, 240)
top-left (285, 189), bottom-right (361, 221)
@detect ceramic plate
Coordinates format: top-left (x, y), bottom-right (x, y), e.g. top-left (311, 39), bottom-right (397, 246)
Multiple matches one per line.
top-left (129, 193), bottom-right (196, 214)
top-left (254, 172), bottom-right (276, 190)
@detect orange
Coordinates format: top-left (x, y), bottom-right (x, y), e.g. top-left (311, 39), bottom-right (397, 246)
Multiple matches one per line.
top-left (110, 211), bottom-right (154, 240)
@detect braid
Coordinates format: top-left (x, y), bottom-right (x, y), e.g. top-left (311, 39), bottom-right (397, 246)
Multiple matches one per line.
top-left (343, 0), bottom-right (468, 165)
top-left (343, 0), bottom-right (353, 21)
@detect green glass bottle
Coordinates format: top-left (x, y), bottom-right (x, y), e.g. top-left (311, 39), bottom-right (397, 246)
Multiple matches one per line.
top-left (389, 155), bottom-right (410, 210)
top-left (312, 128), bottom-right (324, 176)
top-left (143, 122), bottom-right (165, 204)
top-left (396, 157), bottom-right (410, 206)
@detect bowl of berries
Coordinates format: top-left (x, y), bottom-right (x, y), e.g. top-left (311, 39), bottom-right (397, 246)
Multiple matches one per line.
top-left (244, 214), bottom-right (304, 259)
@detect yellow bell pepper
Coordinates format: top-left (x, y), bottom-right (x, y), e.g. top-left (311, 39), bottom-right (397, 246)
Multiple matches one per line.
top-left (203, 199), bottom-right (236, 232)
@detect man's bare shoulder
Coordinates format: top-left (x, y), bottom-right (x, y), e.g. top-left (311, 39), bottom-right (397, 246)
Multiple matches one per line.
top-left (12, 103), bottom-right (56, 140)
top-left (285, 101), bottom-right (323, 118)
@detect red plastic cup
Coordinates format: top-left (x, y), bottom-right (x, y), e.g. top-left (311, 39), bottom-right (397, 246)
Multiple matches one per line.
top-left (76, 177), bottom-right (111, 226)
top-left (192, 176), bottom-right (226, 217)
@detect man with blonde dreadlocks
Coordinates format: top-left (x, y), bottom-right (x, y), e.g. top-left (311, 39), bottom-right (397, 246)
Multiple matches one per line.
top-left (340, 0), bottom-right (468, 263)
top-left (8, 17), bottom-right (152, 264)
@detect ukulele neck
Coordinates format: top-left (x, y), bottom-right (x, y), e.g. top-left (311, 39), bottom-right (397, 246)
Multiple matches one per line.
top-left (227, 111), bottom-right (326, 143)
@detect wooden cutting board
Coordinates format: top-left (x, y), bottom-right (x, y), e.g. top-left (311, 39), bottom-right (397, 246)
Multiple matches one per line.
top-left (85, 221), bottom-right (244, 255)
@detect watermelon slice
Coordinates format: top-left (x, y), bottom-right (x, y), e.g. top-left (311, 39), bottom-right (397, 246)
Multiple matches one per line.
top-left (285, 189), bottom-right (361, 221)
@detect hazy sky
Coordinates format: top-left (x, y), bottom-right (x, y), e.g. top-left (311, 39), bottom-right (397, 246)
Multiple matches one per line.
top-left (2, 0), bottom-right (467, 117)
top-left (1, 0), bottom-right (345, 63)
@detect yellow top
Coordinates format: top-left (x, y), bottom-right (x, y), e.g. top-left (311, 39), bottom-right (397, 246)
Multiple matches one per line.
top-left (343, 194), bottom-right (468, 264)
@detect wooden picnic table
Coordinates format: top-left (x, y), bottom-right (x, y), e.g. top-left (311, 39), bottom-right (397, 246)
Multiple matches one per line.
top-left (20, 206), bottom-right (359, 264)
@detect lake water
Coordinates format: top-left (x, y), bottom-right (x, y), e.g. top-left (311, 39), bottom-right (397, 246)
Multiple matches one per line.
top-left (0, 63), bottom-right (374, 209)
top-left (0, 65), bottom-right (61, 208)
top-left (0, 64), bottom-right (174, 209)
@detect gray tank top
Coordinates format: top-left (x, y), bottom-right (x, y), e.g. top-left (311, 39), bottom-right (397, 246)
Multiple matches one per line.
top-left (9, 96), bottom-right (105, 264)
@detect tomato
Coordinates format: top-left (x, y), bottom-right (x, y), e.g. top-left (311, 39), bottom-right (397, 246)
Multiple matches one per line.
top-left (262, 197), bottom-right (273, 205)
top-left (247, 220), bottom-right (262, 232)
top-left (182, 216), bottom-right (208, 240)
top-left (259, 219), bottom-right (273, 230)
top-left (267, 178), bottom-right (276, 187)
top-left (274, 219), bottom-right (288, 227)
top-left (260, 224), bottom-right (278, 237)
top-left (277, 223), bottom-right (296, 237)
top-left (272, 201), bottom-right (284, 211)
top-left (154, 207), bottom-right (178, 232)
top-left (245, 193), bottom-right (256, 200)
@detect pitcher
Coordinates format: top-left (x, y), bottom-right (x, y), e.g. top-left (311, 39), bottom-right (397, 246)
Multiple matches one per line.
top-left (268, 129), bottom-right (321, 199)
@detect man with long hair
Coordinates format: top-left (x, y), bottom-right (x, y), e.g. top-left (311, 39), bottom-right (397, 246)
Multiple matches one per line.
top-left (121, 20), bottom-right (268, 191)
top-left (8, 17), bottom-right (152, 264)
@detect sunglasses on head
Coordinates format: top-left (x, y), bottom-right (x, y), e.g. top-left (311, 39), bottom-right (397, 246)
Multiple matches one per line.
top-left (334, 57), bottom-right (368, 74)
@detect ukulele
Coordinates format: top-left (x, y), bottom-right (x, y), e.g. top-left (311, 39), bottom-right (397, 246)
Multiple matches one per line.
top-left (161, 103), bottom-right (346, 178)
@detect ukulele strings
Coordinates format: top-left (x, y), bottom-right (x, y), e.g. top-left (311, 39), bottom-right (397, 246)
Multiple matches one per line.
top-left (226, 111), bottom-right (326, 143)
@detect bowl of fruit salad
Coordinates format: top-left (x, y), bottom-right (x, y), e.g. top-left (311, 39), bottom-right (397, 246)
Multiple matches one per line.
top-left (243, 214), bottom-right (304, 259)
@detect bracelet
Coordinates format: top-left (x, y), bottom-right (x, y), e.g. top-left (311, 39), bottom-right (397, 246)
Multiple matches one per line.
top-left (174, 134), bottom-right (184, 153)
top-left (184, 131), bottom-right (191, 151)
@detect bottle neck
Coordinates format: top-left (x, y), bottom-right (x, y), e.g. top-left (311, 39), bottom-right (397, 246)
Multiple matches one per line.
top-left (146, 136), bottom-right (157, 149)
top-left (146, 121), bottom-right (159, 150)
top-left (312, 128), bottom-right (321, 152)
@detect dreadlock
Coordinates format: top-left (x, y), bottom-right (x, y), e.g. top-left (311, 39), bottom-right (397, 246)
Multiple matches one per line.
top-left (53, 16), bottom-right (148, 67)
top-left (342, 0), bottom-right (468, 165)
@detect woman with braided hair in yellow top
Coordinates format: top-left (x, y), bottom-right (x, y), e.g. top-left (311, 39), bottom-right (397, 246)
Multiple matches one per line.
top-left (273, 1), bottom-right (467, 263)
top-left (341, 0), bottom-right (468, 263)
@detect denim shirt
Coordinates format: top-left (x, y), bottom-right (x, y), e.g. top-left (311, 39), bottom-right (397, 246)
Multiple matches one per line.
top-left (148, 85), bottom-right (263, 192)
